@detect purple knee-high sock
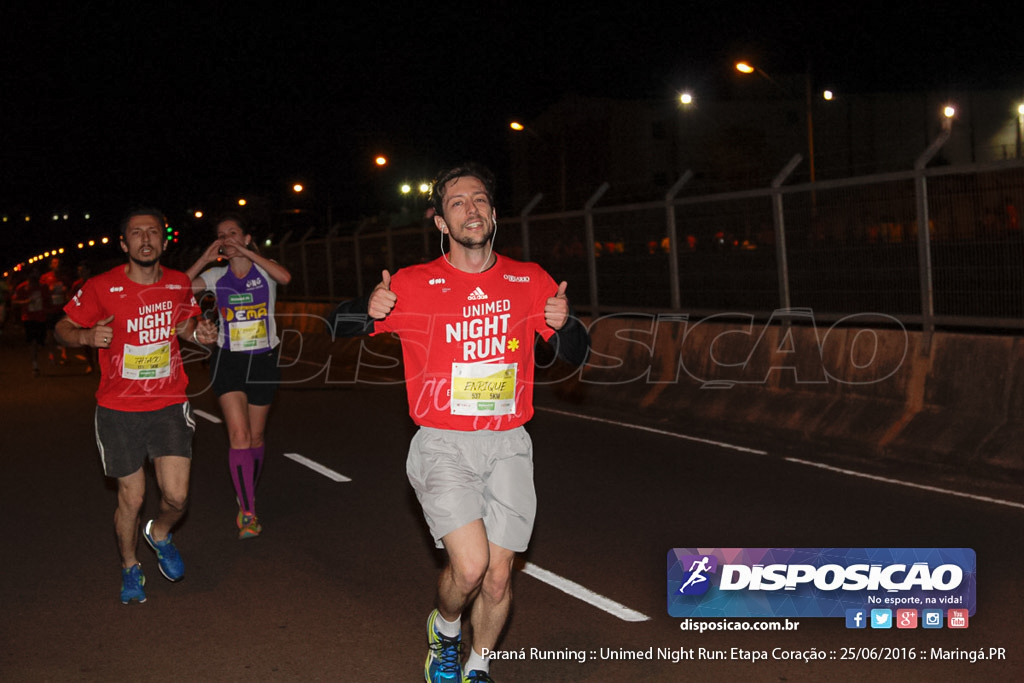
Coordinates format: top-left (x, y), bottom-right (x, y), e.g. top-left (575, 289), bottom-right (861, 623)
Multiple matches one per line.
top-left (229, 447), bottom-right (256, 513)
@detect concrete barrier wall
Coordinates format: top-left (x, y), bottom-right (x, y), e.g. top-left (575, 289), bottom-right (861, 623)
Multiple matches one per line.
top-left (276, 303), bottom-right (1024, 476)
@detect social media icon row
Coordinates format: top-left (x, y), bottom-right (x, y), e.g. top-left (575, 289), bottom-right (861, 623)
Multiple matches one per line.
top-left (845, 608), bottom-right (969, 629)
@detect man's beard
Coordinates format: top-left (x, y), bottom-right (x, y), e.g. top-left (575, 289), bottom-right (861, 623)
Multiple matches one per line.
top-left (129, 254), bottom-right (159, 268)
top-left (450, 221), bottom-right (494, 250)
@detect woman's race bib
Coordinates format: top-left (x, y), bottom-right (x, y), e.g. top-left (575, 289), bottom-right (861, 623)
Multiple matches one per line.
top-left (228, 319), bottom-right (269, 351)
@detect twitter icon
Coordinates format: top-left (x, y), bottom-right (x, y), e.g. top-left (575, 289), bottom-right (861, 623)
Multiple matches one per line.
top-left (870, 609), bottom-right (893, 629)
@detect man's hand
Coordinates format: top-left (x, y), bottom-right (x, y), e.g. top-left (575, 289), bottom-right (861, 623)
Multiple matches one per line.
top-left (544, 281), bottom-right (570, 330)
top-left (90, 315), bottom-right (115, 348)
top-left (368, 270), bottom-right (397, 320)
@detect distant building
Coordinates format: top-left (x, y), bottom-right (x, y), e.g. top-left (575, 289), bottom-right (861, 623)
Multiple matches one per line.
top-left (508, 87), bottom-right (1024, 211)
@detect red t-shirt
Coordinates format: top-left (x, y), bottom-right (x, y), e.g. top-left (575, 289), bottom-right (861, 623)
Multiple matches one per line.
top-left (64, 265), bottom-right (200, 411)
top-left (373, 254), bottom-right (557, 431)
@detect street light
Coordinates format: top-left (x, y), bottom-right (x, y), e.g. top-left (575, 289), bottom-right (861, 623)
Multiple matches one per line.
top-left (735, 60), bottom-right (819, 185)
top-left (510, 120), bottom-right (567, 211)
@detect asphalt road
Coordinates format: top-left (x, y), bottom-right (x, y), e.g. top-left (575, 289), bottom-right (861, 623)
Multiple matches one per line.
top-left (1, 334), bottom-right (1021, 682)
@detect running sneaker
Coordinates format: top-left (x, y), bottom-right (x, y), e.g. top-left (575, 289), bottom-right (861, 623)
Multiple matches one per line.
top-left (425, 609), bottom-right (462, 682)
top-left (238, 512), bottom-right (262, 540)
top-left (463, 670), bottom-right (494, 683)
top-left (120, 563), bottom-right (146, 604)
top-left (142, 519), bottom-right (184, 581)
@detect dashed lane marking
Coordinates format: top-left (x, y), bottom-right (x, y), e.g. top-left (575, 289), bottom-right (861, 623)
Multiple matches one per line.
top-left (283, 452), bottom-right (352, 482)
top-left (522, 562), bottom-right (650, 622)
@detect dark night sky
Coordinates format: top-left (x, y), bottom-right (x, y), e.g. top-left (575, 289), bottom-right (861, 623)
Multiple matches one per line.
top-left (2, 2), bottom-right (1023, 263)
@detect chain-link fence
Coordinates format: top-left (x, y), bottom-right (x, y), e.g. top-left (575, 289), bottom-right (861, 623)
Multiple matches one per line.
top-left (265, 147), bottom-right (1024, 346)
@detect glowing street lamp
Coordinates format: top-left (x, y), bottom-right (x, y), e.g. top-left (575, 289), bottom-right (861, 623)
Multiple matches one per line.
top-left (510, 119), bottom-right (567, 211)
top-left (735, 60), bottom-right (818, 184)
top-left (941, 104), bottom-right (957, 132)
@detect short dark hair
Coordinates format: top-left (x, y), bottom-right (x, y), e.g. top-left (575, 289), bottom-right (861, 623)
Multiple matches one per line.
top-left (119, 207), bottom-right (167, 238)
top-left (430, 163), bottom-right (496, 219)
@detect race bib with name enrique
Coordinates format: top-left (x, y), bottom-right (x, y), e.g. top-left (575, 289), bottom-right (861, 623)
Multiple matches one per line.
top-left (450, 362), bottom-right (517, 416)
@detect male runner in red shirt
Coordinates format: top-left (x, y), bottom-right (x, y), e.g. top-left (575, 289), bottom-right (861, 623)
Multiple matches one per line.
top-left (57, 208), bottom-right (217, 604)
top-left (335, 164), bottom-right (589, 682)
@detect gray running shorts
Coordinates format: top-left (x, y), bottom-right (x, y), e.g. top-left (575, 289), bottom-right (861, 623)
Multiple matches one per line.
top-left (95, 401), bottom-right (195, 478)
top-left (407, 426), bottom-right (536, 552)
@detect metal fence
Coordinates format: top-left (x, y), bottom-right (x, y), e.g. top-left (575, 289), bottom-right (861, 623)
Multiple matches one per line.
top-left (266, 136), bottom-right (1024, 349)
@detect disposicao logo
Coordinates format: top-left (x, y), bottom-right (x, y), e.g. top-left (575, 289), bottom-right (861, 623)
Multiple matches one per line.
top-left (676, 555), bottom-right (718, 596)
top-left (667, 548), bottom-right (976, 619)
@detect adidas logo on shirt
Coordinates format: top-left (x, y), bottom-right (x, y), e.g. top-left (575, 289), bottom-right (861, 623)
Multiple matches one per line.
top-left (466, 287), bottom-right (488, 301)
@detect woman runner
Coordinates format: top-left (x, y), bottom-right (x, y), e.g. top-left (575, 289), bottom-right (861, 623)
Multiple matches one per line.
top-left (186, 213), bottom-right (292, 538)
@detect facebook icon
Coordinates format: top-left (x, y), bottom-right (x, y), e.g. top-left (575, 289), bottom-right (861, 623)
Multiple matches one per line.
top-left (845, 609), bottom-right (867, 629)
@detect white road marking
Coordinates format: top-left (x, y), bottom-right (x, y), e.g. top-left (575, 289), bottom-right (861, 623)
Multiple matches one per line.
top-left (521, 562), bottom-right (650, 622)
top-left (193, 409), bottom-right (222, 424)
top-left (283, 452), bottom-right (352, 482)
top-left (540, 405), bottom-right (1023, 510)
top-left (786, 458), bottom-right (1024, 510)
top-left (536, 406), bottom-right (768, 455)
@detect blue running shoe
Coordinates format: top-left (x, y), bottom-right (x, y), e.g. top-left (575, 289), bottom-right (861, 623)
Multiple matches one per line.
top-left (463, 670), bottom-right (494, 683)
top-left (120, 563), bottom-right (146, 604)
top-left (143, 519), bottom-right (184, 581)
top-left (425, 609), bottom-right (462, 682)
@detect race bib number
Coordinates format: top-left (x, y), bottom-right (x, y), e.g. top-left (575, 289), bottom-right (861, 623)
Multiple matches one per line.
top-left (122, 341), bottom-right (171, 380)
top-left (450, 362), bottom-right (517, 416)
top-left (228, 319), bottom-right (269, 351)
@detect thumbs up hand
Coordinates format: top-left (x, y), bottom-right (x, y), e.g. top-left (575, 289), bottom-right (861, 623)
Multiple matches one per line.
top-left (544, 281), bottom-right (570, 330)
top-left (92, 315), bottom-right (115, 348)
top-left (368, 269), bottom-right (398, 319)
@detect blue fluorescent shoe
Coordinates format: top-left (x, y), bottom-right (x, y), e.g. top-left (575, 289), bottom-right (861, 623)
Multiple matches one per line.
top-left (143, 519), bottom-right (184, 581)
top-left (464, 670), bottom-right (495, 683)
top-left (425, 609), bottom-right (462, 682)
top-left (120, 563), bottom-right (146, 604)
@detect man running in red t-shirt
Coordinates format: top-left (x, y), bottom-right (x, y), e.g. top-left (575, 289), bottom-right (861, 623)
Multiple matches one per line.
top-left (333, 164), bottom-right (589, 683)
top-left (56, 208), bottom-right (217, 605)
